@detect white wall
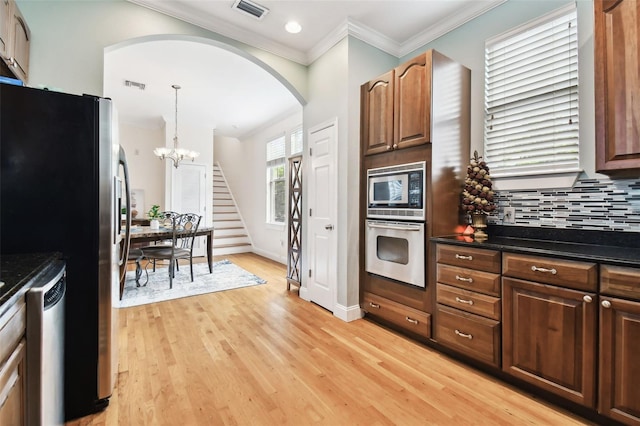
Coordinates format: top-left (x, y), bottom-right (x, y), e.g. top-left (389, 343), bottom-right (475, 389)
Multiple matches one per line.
top-left (214, 110), bottom-right (303, 263)
top-left (17, 0), bottom-right (308, 102)
top-left (118, 121), bottom-right (165, 214)
top-left (400, 0), bottom-right (597, 178)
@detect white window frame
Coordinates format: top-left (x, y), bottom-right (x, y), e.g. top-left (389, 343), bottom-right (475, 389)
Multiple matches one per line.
top-left (266, 134), bottom-right (286, 225)
top-left (484, 4), bottom-right (580, 187)
top-left (265, 124), bottom-right (303, 226)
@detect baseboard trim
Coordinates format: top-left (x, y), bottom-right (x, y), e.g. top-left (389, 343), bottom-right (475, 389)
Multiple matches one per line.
top-left (333, 303), bottom-right (363, 322)
top-left (251, 247), bottom-right (286, 265)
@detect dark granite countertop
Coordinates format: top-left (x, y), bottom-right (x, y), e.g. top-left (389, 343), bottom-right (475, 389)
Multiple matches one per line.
top-left (431, 226), bottom-right (640, 268)
top-left (0, 252), bottom-right (62, 315)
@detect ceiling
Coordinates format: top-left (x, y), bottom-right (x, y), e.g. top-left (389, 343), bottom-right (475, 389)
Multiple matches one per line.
top-left (105, 0), bottom-right (504, 138)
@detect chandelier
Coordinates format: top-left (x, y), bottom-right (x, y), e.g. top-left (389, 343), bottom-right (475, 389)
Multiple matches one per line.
top-left (153, 84), bottom-right (199, 168)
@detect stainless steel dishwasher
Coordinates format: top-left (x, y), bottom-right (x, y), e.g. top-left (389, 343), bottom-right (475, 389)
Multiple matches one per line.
top-left (27, 260), bottom-right (66, 426)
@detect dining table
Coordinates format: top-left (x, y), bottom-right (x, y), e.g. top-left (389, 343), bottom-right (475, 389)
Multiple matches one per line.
top-left (119, 225), bottom-right (215, 299)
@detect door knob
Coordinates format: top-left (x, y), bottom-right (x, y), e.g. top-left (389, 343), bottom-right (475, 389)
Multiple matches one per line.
top-left (325, 224), bottom-right (334, 230)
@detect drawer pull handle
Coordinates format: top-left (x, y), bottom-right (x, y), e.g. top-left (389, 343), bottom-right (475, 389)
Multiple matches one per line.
top-left (455, 297), bottom-right (474, 306)
top-left (583, 295), bottom-right (593, 303)
top-left (369, 302), bottom-right (380, 309)
top-left (454, 329), bottom-right (473, 340)
top-left (602, 300), bottom-right (611, 308)
top-left (455, 254), bottom-right (473, 261)
top-left (405, 317), bottom-right (419, 325)
top-left (455, 275), bottom-right (473, 283)
top-left (531, 265), bottom-right (557, 275)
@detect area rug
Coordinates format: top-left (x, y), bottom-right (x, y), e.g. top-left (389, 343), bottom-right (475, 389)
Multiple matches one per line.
top-left (119, 259), bottom-right (266, 308)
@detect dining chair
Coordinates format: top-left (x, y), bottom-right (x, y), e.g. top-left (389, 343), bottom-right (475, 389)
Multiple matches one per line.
top-left (141, 213), bottom-right (202, 289)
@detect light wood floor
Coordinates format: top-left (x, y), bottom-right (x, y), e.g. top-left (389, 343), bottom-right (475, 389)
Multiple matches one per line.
top-left (67, 253), bottom-right (592, 426)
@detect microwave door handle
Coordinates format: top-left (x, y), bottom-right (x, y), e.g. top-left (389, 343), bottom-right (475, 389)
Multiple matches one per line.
top-left (367, 223), bottom-right (422, 231)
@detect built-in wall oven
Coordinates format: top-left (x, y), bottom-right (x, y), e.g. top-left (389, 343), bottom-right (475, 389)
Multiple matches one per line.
top-left (365, 161), bottom-right (427, 288)
top-left (365, 220), bottom-right (425, 287)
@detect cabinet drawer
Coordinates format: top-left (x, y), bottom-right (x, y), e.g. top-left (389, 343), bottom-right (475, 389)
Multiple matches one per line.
top-left (435, 304), bottom-right (500, 366)
top-left (502, 253), bottom-right (597, 292)
top-left (363, 292), bottom-right (431, 339)
top-left (437, 264), bottom-right (500, 296)
top-left (600, 264), bottom-right (640, 300)
top-left (436, 283), bottom-right (501, 320)
top-left (436, 244), bottom-right (501, 273)
top-left (0, 301), bottom-right (25, 367)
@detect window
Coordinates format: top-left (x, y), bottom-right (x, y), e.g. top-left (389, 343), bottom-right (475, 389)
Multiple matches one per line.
top-left (266, 135), bottom-right (286, 224)
top-left (484, 4), bottom-right (579, 178)
top-left (290, 126), bottom-right (303, 155)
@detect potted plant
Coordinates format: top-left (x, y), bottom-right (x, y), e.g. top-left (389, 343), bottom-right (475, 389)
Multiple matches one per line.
top-left (121, 207), bottom-right (127, 221)
top-left (148, 204), bottom-right (162, 230)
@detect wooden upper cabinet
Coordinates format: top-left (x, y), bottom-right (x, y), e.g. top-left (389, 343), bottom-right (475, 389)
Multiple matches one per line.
top-left (0, 0), bottom-right (10, 59)
top-left (394, 52), bottom-right (431, 149)
top-left (595, 0), bottom-right (640, 173)
top-left (361, 70), bottom-right (394, 156)
top-left (361, 51), bottom-right (439, 156)
top-left (9, 2), bottom-right (28, 82)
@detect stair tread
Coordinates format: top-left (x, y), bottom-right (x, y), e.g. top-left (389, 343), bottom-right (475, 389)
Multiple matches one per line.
top-left (215, 242), bottom-right (252, 248)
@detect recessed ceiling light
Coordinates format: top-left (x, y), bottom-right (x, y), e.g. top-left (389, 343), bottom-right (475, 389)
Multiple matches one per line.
top-left (285, 21), bottom-right (302, 34)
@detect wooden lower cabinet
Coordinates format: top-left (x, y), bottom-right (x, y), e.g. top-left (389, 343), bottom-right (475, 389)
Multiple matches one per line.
top-left (435, 304), bottom-right (500, 366)
top-left (502, 277), bottom-right (597, 408)
top-left (599, 296), bottom-right (640, 425)
top-left (362, 292), bottom-right (431, 339)
top-left (0, 339), bottom-right (26, 426)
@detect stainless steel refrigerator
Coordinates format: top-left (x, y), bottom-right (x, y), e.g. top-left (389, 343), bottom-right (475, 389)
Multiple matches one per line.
top-left (0, 83), bottom-right (132, 420)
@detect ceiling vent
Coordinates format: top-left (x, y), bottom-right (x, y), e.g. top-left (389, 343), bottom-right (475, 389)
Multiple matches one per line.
top-left (124, 80), bottom-right (146, 90)
top-left (232, 0), bottom-right (269, 20)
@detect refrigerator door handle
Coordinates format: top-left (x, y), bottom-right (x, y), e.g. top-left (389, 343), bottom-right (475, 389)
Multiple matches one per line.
top-left (118, 146), bottom-right (131, 285)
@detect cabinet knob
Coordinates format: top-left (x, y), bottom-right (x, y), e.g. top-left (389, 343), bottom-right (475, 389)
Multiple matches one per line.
top-left (392, 144), bottom-right (398, 149)
top-left (386, 145), bottom-right (392, 150)
top-left (601, 300), bottom-right (611, 308)
top-left (583, 295), bottom-right (593, 303)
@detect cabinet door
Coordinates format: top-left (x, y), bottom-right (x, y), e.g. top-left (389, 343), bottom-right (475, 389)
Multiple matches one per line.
top-left (599, 296), bottom-right (640, 424)
top-left (9, 3), bottom-right (28, 82)
top-left (361, 70), bottom-right (394, 156)
top-left (394, 52), bottom-right (431, 149)
top-left (595, 0), bottom-right (640, 173)
top-left (502, 277), bottom-right (597, 407)
top-left (0, 339), bottom-right (26, 426)
top-left (0, 0), bottom-right (10, 58)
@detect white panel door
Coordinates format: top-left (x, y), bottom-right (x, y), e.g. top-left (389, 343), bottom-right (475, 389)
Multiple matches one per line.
top-left (307, 120), bottom-right (337, 312)
top-left (172, 163), bottom-right (206, 256)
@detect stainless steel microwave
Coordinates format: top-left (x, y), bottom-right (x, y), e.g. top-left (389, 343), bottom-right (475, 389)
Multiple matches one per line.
top-left (367, 161), bottom-right (426, 221)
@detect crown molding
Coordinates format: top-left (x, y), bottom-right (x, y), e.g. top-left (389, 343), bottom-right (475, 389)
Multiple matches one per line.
top-left (127, 0), bottom-right (308, 64)
top-left (128, 0), bottom-right (507, 66)
top-left (398, 0), bottom-right (507, 57)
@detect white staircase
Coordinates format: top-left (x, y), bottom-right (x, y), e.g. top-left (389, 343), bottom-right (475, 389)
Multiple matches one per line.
top-left (212, 163), bottom-right (252, 255)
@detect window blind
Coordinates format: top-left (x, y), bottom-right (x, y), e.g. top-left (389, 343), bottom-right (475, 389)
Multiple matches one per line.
top-left (266, 135), bottom-right (286, 167)
top-left (290, 127), bottom-right (303, 155)
top-left (484, 5), bottom-right (579, 178)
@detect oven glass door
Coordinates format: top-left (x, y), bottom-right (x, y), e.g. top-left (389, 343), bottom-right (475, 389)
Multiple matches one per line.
top-left (365, 220), bottom-right (425, 287)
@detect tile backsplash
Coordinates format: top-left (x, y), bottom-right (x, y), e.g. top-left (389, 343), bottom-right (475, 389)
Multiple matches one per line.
top-left (492, 178), bottom-right (640, 233)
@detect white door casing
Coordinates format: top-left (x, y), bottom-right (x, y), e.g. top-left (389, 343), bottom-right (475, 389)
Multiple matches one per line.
top-left (172, 163), bottom-right (207, 256)
top-left (306, 119), bottom-right (337, 312)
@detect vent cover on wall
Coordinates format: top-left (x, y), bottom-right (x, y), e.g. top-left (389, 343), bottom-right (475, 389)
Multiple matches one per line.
top-left (124, 80), bottom-right (146, 90)
top-left (232, 0), bottom-right (269, 20)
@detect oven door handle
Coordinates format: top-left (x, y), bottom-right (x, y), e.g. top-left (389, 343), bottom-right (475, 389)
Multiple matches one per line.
top-left (367, 222), bottom-right (422, 231)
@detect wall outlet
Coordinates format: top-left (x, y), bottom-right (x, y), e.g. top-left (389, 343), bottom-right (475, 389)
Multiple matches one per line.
top-left (504, 207), bottom-right (516, 224)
